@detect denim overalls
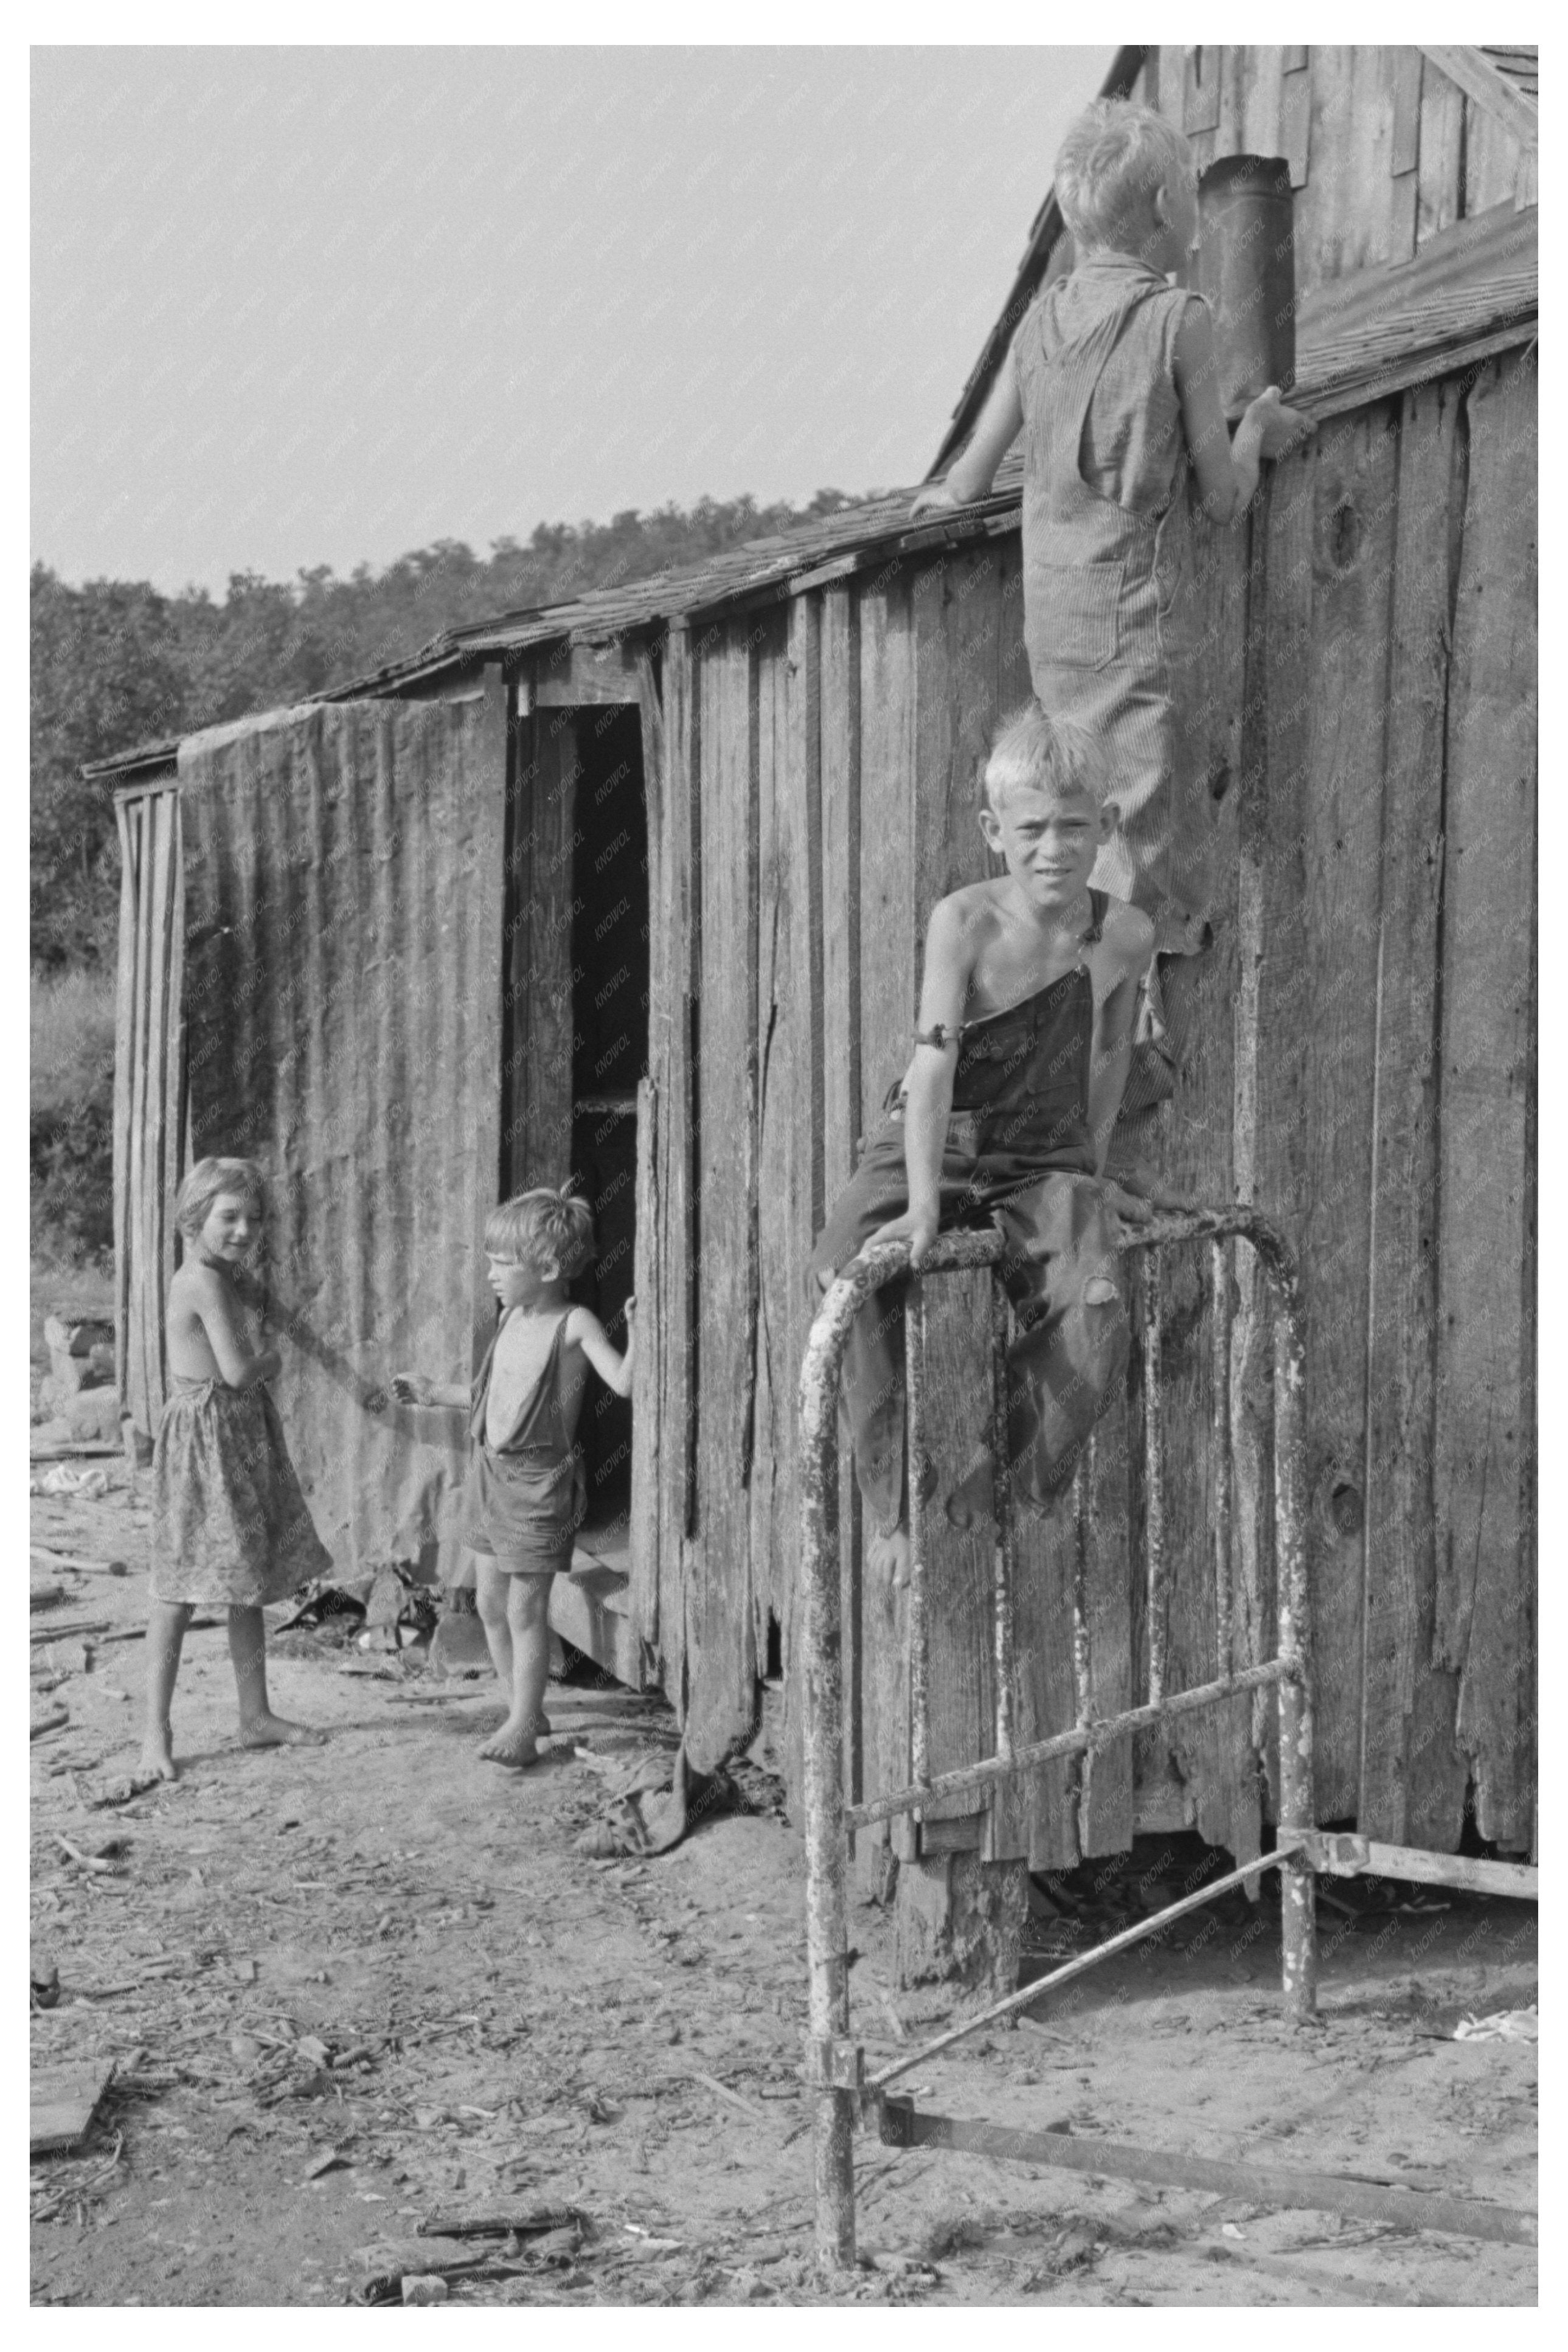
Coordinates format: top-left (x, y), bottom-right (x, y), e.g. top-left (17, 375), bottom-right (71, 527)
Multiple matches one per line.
top-left (810, 891), bottom-right (1129, 1535)
top-left (1015, 252), bottom-right (1214, 1114)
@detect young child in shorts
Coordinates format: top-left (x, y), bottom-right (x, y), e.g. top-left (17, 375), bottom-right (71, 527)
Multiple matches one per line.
top-left (140, 1157), bottom-right (331, 1781)
top-left (912, 97), bottom-right (1311, 1152)
top-left (810, 702), bottom-right (1153, 1584)
top-left (391, 1188), bottom-right (634, 1767)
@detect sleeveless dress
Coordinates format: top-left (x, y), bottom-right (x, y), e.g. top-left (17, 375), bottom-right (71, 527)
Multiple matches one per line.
top-left (150, 1373), bottom-right (331, 1607)
top-left (460, 1308), bottom-right (587, 1575)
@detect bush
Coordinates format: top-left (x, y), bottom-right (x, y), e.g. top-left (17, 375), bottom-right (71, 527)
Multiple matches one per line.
top-left (32, 969), bottom-right (116, 1264)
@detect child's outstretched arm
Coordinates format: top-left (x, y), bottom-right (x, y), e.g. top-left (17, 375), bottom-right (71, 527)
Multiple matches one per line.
top-left (1175, 302), bottom-right (1314, 524)
top-left (567, 1300), bottom-right (635, 1400)
top-left (388, 1370), bottom-right (470, 1410)
top-left (862, 897), bottom-right (974, 1267)
top-left (909, 365), bottom-right (1025, 519)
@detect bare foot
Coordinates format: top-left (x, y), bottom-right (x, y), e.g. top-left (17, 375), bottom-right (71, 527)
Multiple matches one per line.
top-left (238, 1714), bottom-right (325, 1750)
top-left (867, 1525), bottom-right (911, 1592)
top-left (137, 1732), bottom-right (178, 1783)
top-left (479, 1721), bottom-right (541, 1767)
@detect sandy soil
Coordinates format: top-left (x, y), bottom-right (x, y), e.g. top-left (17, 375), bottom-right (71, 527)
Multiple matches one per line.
top-left (31, 1460), bottom-right (1537, 2309)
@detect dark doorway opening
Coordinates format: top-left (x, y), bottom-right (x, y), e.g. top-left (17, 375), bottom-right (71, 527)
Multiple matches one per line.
top-left (568, 706), bottom-right (648, 1546)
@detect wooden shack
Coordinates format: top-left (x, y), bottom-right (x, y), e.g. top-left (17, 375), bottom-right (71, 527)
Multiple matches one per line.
top-left (101, 44), bottom-right (1536, 1866)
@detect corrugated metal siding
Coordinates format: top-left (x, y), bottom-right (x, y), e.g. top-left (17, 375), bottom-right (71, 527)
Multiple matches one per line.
top-left (178, 698), bottom-right (505, 1576)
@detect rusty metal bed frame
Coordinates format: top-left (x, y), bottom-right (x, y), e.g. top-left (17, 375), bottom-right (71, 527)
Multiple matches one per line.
top-left (796, 1207), bottom-right (1538, 2269)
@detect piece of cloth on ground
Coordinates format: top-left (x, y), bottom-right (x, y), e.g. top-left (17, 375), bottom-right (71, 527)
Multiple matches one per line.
top-left (573, 1742), bottom-right (739, 1859)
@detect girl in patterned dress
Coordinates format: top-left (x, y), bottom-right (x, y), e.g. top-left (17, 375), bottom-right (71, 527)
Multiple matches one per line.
top-left (139, 1157), bottom-right (331, 1781)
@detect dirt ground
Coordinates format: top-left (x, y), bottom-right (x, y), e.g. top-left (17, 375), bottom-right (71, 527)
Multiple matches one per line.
top-left (31, 1442), bottom-right (1538, 2309)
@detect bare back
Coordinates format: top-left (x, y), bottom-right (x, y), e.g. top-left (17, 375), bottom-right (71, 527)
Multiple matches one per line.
top-left (165, 1260), bottom-right (256, 1385)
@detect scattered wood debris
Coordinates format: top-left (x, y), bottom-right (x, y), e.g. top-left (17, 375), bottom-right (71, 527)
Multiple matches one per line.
top-left (30, 2061), bottom-right (117, 2157)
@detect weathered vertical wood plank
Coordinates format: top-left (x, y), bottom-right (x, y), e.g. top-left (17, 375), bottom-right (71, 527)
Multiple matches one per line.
top-left (1075, 1392), bottom-right (1135, 1857)
top-left (1359, 380), bottom-right (1467, 1848)
top-left (1435, 352), bottom-right (1538, 1847)
top-left (1280, 60), bottom-right (1313, 191)
top-left (1184, 44), bottom-right (1222, 134)
top-left (776, 594), bottom-right (823, 1810)
top-left (1390, 45), bottom-right (1423, 175)
top-left (629, 648), bottom-right (667, 1651)
top-left (1240, 46), bottom-right (1285, 162)
top-left (1417, 56), bottom-right (1465, 246)
top-left (820, 586), bottom-right (861, 1192)
top-left (1215, 45), bottom-right (1251, 160)
top-left (1155, 504), bottom-right (1258, 1862)
top-left (656, 625), bottom-right (697, 1715)
top-left (1297, 402), bottom-right (1401, 1825)
top-left (918, 1266), bottom-right (999, 1825)
top-left (112, 793), bottom-right (142, 1415)
top-left (858, 574), bottom-right (916, 1120)
top-left (751, 615), bottom-right (793, 1684)
top-left (521, 710), bottom-right (577, 1190)
top-left (856, 571), bottom-right (917, 1856)
top-left (689, 623), bottom-right (760, 1769)
top-left (1011, 1504), bottom-right (1083, 1873)
top-left (1464, 94), bottom-right (1520, 216)
top-left (819, 585), bottom-right (866, 1820)
top-left (1302, 49), bottom-right (1379, 286)
top-left (1155, 47), bottom-right (1188, 130)
top-left (1387, 46), bottom-right (1423, 261)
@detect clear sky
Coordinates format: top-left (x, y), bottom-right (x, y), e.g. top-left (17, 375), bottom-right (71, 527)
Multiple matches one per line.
top-left (31, 44), bottom-right (1112, 594)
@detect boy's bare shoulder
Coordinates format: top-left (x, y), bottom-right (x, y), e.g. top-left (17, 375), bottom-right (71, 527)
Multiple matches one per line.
top-left (929, 877), bottom-right (1005, 936)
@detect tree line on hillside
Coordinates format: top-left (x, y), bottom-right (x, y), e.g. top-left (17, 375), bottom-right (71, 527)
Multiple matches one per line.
top-left (30, 488), bottom-right (859, 974)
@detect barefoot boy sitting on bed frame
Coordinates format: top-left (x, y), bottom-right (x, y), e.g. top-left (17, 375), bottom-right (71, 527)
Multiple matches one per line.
top-left (810, 702), bottom-right (1153, 1587)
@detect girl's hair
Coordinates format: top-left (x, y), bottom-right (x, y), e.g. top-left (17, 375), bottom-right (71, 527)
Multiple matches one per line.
top-left (174, 1156), bottom-right (266, 1239)
top-left (982, 701), bottom-right (1111, 814)
top-left (485, 1186), bottom-right (596, 1278)
top-left (1053, 98), bottom-right (1196, 253)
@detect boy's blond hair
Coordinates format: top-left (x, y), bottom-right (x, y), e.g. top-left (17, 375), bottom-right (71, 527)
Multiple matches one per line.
top-left (983, 702), bottom-right (1111, 814)
top-left (175, 1155), bottom-right (265, 1239)
top-left (486, 1187), bottom-right (595, 1278)
top-left (1054, 98), bottom-right (1196, 255)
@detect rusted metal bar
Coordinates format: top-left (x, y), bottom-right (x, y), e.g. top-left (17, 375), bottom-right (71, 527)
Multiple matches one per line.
top-left (1211, 1239), bottom-right (1234, 1681)
top-left (877, 2103), bottom-right (1538, 2246)
top-left (1270, 1255), bottom-right (1318, 2021)
top-left (906, 1277), bottom-right (931, 1794)
top-left (845, 1657), bottom-right (1295, 1830)
top-left (989, 1272), bottom-right (1015, 1767)
top-left (797, 1258), bottom-right (866, 2271)
top-left (796, 1228), bottom-right (1011, 2272)
top-left (1071, 1442), bottom-right (1094, 1837)
top-left (870, 1842), bottom-right (1302, 2087)
top-left (1143, 1251), bottom-right (1168, 1707)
